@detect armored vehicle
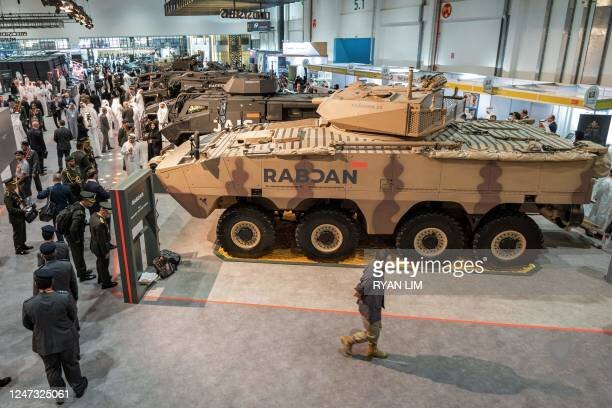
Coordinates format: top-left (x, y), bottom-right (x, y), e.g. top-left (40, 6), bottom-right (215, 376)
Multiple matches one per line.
top-left (153, 75), bottom-right (319, 146)
top-left (151, 73), bottom-right (609, 265)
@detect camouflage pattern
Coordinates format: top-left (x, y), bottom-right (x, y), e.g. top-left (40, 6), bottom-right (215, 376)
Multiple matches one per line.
top-left (151, 81), bottom-right (609, 260)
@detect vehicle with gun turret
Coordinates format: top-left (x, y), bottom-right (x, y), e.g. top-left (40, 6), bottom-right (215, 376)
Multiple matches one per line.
top-left (150, 71), bottom-right (610, 266)
top-left (145, 74), bottom-right (319, 146)
top-left (139, 70), bottom-right (238, 106)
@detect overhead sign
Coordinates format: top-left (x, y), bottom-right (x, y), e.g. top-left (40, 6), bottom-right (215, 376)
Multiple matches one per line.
top-left (282, 42), bottom-right (327, 57)
top-left (220, 9), bottom-right (270, 20)
top-left (346, 63), bottom-right (355, 76)
top-left (0, 31), bottom-right (27, 42)
top-left (584, 85), bottom-right (599, 110)
top-left (483, 76), bottom-right (494, 94)
top-left (247, 21), bottom-right (272, 32)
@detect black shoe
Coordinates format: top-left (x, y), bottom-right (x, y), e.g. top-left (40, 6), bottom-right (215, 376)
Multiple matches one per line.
top-left (79, 274), bottom-right (96, 282)
top-left (0, 377), bottom-right (11, 387)
top-left (24, 245), bottom-right (34, 250)
top-left (75, 377), bottom-right (88, 398)
top-left (102, 281), bottom-right (118, 289)
top-left (56, 400), bottom-right (65, 405)
top-left (16, 249), bottom-right (29, 255)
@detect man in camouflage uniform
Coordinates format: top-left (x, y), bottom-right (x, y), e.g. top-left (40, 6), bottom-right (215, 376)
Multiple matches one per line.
top-left (340, 255), bottom-right (387, 359)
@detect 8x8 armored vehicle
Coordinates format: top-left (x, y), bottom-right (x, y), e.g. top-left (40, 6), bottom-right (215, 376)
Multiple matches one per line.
top-left (151, 73), bottom-right (609, 265)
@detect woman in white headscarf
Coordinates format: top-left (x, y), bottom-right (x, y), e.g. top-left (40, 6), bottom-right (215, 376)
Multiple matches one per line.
top-left (80, 101), bottom-right (102, 157)
top-left (37, 83), bottom-right (49, 116)
top-left (58, 75), bottom-right (67, 93)
top-left (66, 103), bottom-right (79, 140)
top-left (132, 89), bottom-right (145, 138)
top-left (157, 101), bottom-right (169, 129)
top-left (102, 99), bottom-right (117, 128)
top-left (111, 96), bottom-right (123, 136)
top-left (101, 100), bottom-right (117, 148)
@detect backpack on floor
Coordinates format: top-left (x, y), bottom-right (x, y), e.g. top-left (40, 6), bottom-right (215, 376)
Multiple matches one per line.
top-left (160, 249), bottom-right (181, 266)
top-left (152, 256), bottom-right (176, 279)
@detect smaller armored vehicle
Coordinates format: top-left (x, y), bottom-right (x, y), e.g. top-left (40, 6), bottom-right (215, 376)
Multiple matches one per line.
top-left (156, 75), bottom-right (319, 145)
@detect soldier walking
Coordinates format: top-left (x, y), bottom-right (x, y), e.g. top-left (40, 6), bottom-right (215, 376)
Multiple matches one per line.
top-left (63, 191), bottom-right (96, 282)
top-left (23, 268), bottom-right (88, 404)
top-left (4, 178), bottom-right (32, 255)
top-left (90, 202), bottom-right (118, 289)
top-left (340, 256), bottom-right (388, 359)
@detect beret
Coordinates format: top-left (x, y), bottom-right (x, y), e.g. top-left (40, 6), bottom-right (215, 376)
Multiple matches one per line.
top-left (41, 225), bottom-right (56, 233)
top-left (40, 242), bottom-right (57, 255)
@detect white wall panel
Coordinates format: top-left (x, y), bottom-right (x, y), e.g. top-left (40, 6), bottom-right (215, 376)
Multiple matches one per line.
top-left (437, 19), bottom-right (501, 75)
top-left (540, 0), bottom-right (569, 82)
top-left (512, 0), bottom-right (547, 78)
top-left (376, 25), bottom-right (421, 66)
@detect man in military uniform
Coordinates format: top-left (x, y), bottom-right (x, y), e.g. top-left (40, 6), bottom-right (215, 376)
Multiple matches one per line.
top-left (34, 242), bottom-right (78, 301)
top-left (23, 268), bottom-right (88, 403)
top-left (61, 155), bottom-right (82, 203)
top-left (3, 178), bottom-right (32, 255)
top-left (71, 141), bottom-right (92, 181)
top-left (38, 225), bottom-right (71, 267)
top-left (340, 254), bottom-right (387, 359)
top-left (90, 201), bottom-right (118, 289)
top-left (65, 191), bottom-right (96, 282)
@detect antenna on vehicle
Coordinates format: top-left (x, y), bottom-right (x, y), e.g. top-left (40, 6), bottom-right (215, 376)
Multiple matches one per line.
top-left (408, 66), bottom-right (414, 100)
top-left (193, 130), bottom-right (200, 160)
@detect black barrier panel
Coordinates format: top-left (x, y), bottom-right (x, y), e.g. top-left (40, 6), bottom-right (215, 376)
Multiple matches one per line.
top-left (110, 169), bottom-right (160, 304)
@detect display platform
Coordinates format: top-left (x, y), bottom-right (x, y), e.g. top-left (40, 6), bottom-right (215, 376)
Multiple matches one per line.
top-left (213, 246), bottom-right (539, 276)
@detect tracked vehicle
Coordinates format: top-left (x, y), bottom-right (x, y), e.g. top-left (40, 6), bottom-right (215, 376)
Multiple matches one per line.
top-left (151, 72), bottom-right (609, 265)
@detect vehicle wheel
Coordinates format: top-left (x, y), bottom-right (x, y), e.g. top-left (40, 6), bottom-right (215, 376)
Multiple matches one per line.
top-left (395, 212), bottom-right (466, 256)
top-left (473, 213), bottom-right (543, 267)
top-left (295, 210), bottom-right (360, 262)
top-left (216, 205), bottom-right (275, 258)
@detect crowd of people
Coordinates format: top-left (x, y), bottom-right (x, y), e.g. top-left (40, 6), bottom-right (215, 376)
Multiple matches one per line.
top-left (0, 68), bottom-right (161, 401)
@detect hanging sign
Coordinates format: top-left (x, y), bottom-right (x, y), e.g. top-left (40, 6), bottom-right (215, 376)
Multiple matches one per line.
top-left (584, 85), bottom-right (599, 110)
top-left (483, 76), bottom-right (494, 94)
top-left (220, 9), bottom-right (270, 20)
top-left (247, 21), bottom-right (272, 32)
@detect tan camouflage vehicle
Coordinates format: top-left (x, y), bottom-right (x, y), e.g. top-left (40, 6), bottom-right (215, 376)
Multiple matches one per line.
top-left (151, 72), bottom-right (609, 265)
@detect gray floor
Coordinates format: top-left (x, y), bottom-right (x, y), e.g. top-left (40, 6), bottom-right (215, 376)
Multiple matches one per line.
top-left (1, 116), bottom-right (612, 407)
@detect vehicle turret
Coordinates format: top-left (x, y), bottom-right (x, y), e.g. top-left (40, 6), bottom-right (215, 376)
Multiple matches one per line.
top-left (222, 75), bottom-right (277, 95)
top-left (315, 70), bottom-right (457, 137)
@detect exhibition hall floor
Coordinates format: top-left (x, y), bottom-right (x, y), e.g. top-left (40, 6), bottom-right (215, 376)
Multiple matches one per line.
top-left (1, 118), bottom-right (612, 407)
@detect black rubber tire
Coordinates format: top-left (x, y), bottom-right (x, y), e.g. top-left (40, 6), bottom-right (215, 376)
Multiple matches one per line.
top-left (395, 212), bottom-right (467, 256)
top-left (295, 210), bottom-right (360, 262)
top-left (473, 213), bottom-right (543, 267)
top-left (216, 205), bottom-right (275, 258)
